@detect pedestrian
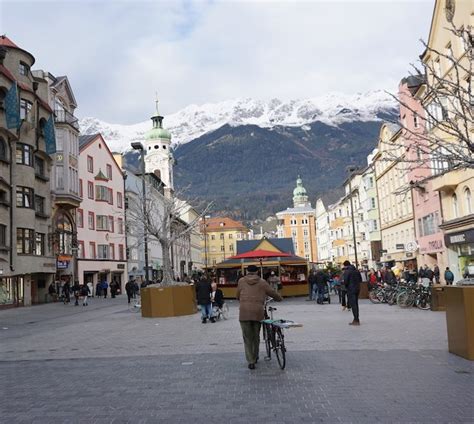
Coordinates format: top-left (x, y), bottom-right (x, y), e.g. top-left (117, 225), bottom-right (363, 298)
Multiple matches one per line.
top-left (48, 282), bottom-right (57, 302)
top-left (444, 267), bottom-right (455, 285)
top-left (343, 260), bottom-right (362, 326)
top-left (267, 271), bottom-right (280, 293)
top-left (95, 282), bottom-right (102, 298)
top-left (210, 282), bottom-right (224, 315)
top-left (368, 268), bottom-right (377, 290)
top-left (236, 265), bottom-right (282, 370)
top-left (125, 278), bottom-right (135, 304)
top-left (424, 265), bottom-right (434, 285)
top-left (101, 280), bottom-right (109, 299)
top-left (195, 276), bottom-right (214, 323)
top-left (87, 281), bottom-right (93, 298)
top-left (72, 281), bottom-right (80, 306)
top-left (338, 275), bottom-right (349, 311)
top-left (110, 279), bottom-right (118, 298)
top-left (62, 281), bottom-right (71, 304)
top-left (80, 283), bottom-right (90, 306)
top-left (307, 269), bottom-right (317, 301)
top-left (433, 264), bottom-right (440, 284)
top-left (315, 269), bottom-right (329, 304)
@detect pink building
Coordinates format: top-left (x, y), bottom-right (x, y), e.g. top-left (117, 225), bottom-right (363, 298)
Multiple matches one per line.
top-left (399, 77), bottom-right (445, 272)
top-left (77, 134), bottom-right (127, 293)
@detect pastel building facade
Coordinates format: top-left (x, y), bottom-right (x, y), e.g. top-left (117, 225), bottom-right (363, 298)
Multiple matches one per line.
top-left (77, 134), bottom-right (127, 292)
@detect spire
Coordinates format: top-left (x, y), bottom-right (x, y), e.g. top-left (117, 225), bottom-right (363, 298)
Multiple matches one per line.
top-left (151, 94), bottom-right (164, 129)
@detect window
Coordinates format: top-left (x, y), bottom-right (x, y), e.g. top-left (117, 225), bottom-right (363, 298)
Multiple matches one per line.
top-left (220, 245), bottom-right (224, 252)
top-left (452, 194), bottom-right (458, 218)
top-left (117, 192), bottom-right (123, 208)
top-left (35, 233), bottom-right (45, 256)
top-left (414, 113), bottom-right (419, 129)
top-left (17, 228), bottom-right (34, 254)
top-left (79, 179), bottom-right (83, 198)
top-left (108, 216), bottom-right (114, 232)
top-left (118, 244), bottom-right (124, 261)
top-left (20, 99), bottom-right (33, 122)
top-left (106, 164), bottom-right (112, 180)
top-left (117, 218), bottom-right (123, 234)
top-left (108, 188), bottom-right (113, 204)
top-left (109, 244), bottom-right (115, 260)
top-left (229, 233), bottom-right (233, 239)
top-left (220, 233), bottom-right (224, 239)
top-left (96, 215), bottom-right (109, 231)
top-left (87, 181), bottom-right (94, 199)
top-left (303, 229), bottom-right (309, 237)
top-left (56, 166), bottom-right (64, 189)
top-left (77, 209), bottom-right (84, 228)
top-left (56, 213), bottom-right (73, 255)
top-left (95, 185), bottom-right (111, 202)
top-left (229, 244), bottom-right (234, 251)
top-left (370, 198), bottom-right (376, 209)
top-left (88, 212), bottom-right (95, 230)
top-left (89, 242), bottom-right (96, 259)
top-left (34, 156), bottom-right (45, 177)
top-left (34, 195), bottom-right (45, 215)
top-left (465, 188), bottom-right (472, 214)
top-left (78, 241), bottom-right (85, 259)
top-left (16, 143), bottom-right (33, 166)
top-left (16, 186), bottom-right (34, 208)
top-left (19, 61), bottom-right (29, 76)
top-left (0, 137), bottom-right (7, 161)
top-left (0, 224), bottom-right (6, 247)
top-left (97, 244), bottom-right (109, 259)
top-left (211, 235), bottom-right (215, 240)
top-left (87, 156), bottom-right (94, 173)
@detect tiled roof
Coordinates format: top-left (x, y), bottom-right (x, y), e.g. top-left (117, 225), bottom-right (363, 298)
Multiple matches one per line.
top-left (276, 205), bottom-right (315, 215)
top-left (0, 35), bottom-right (19, 48)
top-left (237, 238), bottom-right (295, 255)
top-left (204, 217), bottom-right (247, 231)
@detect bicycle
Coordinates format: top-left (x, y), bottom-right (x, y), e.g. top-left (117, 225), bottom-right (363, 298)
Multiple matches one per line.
top-left (128, 296), bottom-right (141, 313)
top-left (261, 300), bottom-right (302, 370)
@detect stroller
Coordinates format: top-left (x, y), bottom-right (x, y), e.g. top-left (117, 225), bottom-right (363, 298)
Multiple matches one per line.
top-left (317, 281), bottom-right (331, 304)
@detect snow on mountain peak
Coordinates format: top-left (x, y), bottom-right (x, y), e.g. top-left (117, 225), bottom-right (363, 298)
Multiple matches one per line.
top-left (79, 90), bottom-right (397, 153)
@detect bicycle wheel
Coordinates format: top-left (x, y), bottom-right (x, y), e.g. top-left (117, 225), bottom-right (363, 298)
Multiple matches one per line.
top-left (369, 289), bottom-right (382, 304)
top-left (397, 292), bottom-right (415, 308)
top-left (416, 295), bottom-right (431, 310)
top-left (128, 298), bottom-right (141, 313)
top-left (263, 324), bottom-right (272, 360)
top-left (274, 328), bottom-right (286, 370)
top-left (221, 303), bottom-right (229, 320)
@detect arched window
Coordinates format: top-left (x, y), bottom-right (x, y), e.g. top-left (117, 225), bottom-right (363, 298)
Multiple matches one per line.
top-left (465, 188), bottom-right (472, 214)
top-left (452, 193), bottom-right (458, 218)
top-left (56, 212), bottom-right (74, 255)
top-left (0, 137), bottom-right (6, 161)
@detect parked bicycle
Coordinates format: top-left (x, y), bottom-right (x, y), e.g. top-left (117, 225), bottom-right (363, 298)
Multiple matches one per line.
top-left (261, 299), bottom-right (302, 370)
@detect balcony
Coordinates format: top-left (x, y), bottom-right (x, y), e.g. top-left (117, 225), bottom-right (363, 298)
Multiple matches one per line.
top-left (54, 110), bottom-right (79, 130)
top-left (431, 169), bottom-right (470, 192)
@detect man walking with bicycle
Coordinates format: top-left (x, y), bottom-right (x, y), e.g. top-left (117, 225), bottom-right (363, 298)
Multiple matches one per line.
top-left (236, 265), bottom-right (282, 370)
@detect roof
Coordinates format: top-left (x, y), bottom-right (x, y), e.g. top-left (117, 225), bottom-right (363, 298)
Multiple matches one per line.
top-left (79, 134), bottom-right (99, 150)
top-left (204, 217), bottom-right (248, 231)
top-left (237, 238), bottom-right (295, 255)
top-left (0, 35), bottom-right (19, 48)
top-left (276, 205), bottom-right (315, 215)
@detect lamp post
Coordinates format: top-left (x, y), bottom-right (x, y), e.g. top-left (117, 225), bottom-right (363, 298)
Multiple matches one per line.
top-left (131, 142), bottom-right (150, 286)
top-left (203, 215), bottom-right (210, 276)
top-left (347, 166), bottom-right (359, 268)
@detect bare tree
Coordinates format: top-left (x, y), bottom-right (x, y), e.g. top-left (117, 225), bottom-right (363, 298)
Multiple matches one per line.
top-left (382, 25), bottom-right (473, 179)
top-left (126, 177), bottom-right (212, 286)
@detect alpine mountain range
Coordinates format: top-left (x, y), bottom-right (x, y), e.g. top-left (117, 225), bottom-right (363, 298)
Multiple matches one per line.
top-left (80, 90), bottom-right (398, 221)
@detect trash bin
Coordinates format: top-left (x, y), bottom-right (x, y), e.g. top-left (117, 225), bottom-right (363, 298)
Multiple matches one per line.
top-left (431, 284), bottom-right (446, 311)
top-left (359, 282), bottom-right (369, 299)
top-left (445, 286), bottom-right (474, 361)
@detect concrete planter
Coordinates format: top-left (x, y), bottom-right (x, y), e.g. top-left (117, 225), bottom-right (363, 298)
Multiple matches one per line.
top-left (141, 284), bottom-right (197, 318)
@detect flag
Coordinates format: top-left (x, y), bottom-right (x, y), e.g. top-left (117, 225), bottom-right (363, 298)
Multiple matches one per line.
top-left (44, 114), bottom-right (56, 154)
top-left (5, 82), bottom-right (20, 129)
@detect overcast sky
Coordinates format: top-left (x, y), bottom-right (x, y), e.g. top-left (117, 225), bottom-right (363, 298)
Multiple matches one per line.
top-left (1, 0), bottom-right (434, 124)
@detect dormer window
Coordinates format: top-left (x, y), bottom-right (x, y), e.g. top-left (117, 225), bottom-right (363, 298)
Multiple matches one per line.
top-left (19, 62), bottom-right (29, 76)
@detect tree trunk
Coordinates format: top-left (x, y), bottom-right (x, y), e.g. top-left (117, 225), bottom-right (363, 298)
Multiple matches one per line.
top-left (161, 241), bottom-right (174, 286)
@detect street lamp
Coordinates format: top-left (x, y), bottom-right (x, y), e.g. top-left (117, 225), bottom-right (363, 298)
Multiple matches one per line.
top-left (347, 166), bottom-right (359, 268)
top-left (202, 215), bottom-right (210, 276)
top-left (131, 142), bottom-right (150, 286)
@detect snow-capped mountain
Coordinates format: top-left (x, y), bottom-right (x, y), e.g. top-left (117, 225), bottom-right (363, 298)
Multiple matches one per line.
top-left (79, 90), bottom-right (397, 152)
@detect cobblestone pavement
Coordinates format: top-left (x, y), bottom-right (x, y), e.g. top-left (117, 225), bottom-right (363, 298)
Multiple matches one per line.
top-left (1, 296), bottom-right (473, 423)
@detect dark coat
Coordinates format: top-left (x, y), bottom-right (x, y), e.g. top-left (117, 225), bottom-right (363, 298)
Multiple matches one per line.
top-left (236, 273), bottom-right (282, 321)
top-left (196, 280), bottom-right (212, 305)
top-left (211, 288), bottom-right (224, 308)
top-left (308, 272), bottom-right (317, 286)
top-left (343, 265), bottom-right (362, 293)
top-left (315, 271), bottom-right (329, 286)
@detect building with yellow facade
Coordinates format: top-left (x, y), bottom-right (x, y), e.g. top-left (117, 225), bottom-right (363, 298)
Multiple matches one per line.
top-left (201, 217), bottom-right (248, 268)
top-left (419, 0), bottom-right (474, 280)
top-left (276, 177), bottom-right (318, 263)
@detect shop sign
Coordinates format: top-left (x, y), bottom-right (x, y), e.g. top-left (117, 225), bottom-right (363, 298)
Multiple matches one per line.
top-left (445, 229), bottom-right (474, 246)
top-left (396, 243), bottom-right (405, 250)
top-left (56, 260), bottom-right (69, 269)
top-left (117, 264), bottom-right (125, 269)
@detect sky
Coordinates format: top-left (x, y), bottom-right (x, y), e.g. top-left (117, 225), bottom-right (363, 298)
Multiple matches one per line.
top-left (1, 0), bottom-right (434, 124)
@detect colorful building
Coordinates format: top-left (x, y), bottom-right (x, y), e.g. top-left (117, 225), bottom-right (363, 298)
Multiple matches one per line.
top-left (276, 177), bottom-right (318, 263)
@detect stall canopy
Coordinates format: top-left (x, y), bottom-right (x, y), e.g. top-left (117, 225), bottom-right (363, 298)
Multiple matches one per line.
top-left (229, 249), bottom-right (291, 260)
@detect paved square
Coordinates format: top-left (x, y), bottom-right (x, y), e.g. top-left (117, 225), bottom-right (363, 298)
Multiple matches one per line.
top-left (1, 296), bottom-right (473, 423)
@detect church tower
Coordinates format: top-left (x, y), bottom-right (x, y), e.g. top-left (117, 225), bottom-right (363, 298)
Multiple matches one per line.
top-left (144, 99), bottom-right (174, 190)
top-left (293, 176), bottom-right (310, 207)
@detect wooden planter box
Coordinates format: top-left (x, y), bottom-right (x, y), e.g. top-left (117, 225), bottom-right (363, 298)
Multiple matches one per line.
top-left (141, 285), bottom-right (197, 318)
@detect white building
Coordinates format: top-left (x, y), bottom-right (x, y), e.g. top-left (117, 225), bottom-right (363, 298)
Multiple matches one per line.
top-left (315, 198), bottom-right (331, 264)
top-left (77, 134), bottom-right (127, 292)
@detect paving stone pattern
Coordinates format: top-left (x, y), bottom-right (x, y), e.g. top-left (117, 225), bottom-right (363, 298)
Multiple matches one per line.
top-left (0, 296), bottom-right (473, 423)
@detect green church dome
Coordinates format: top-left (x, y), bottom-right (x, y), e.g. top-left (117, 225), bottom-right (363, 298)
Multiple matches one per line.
top-left (145, 126), bottom-right (171, 141)
top-left (293, 176), bottom-right (307, 197)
